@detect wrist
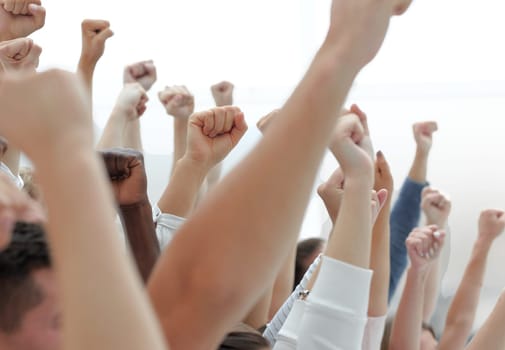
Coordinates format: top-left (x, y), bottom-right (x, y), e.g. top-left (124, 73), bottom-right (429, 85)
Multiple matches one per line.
top-left (119, 197), bottom-right (151, 211)
top-left (408, 265), bottom-right (430, 278)
top-left (176, 156), bottom-right (210, 180)
top-left (474, 236), bottom-right (493, 252)
top-left (415, 149), bottom-right (430, 161)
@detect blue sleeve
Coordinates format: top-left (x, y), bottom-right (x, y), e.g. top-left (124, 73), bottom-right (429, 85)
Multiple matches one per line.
top-left (388, 178), bottom-right (427, 302)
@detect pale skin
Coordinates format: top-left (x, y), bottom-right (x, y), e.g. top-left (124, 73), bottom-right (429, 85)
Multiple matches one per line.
top-left (0, 0), bottom-right (39, 15)
top-left (0, 171), bottom-right (44, 250)
top-left (0, 70), bottom-right (167, 350)
top-left (158, 85), bottom-right (195, 175)
top-left (156, 106), bottom-right (248, 218)
top-left (421, 187), bottom-right (451, 323)
top-left (77, 19), bottom-right (113, 101)
top-left (96, 83), bottom-right (148, 150)
top-left (409, 121), bottom-right (438, 183)
top-left (0, 1), bottom-right (45, 41)
top-left (0, 37), bottom-right (40, 182)
top-left (148, 0), bottom-right (413, 348)
top-left (389, 226), bottom-right (446, 350)
top-left (122, 60), bottom-right (157, 151)
top-left (438, 209), bottom-right (505, 350)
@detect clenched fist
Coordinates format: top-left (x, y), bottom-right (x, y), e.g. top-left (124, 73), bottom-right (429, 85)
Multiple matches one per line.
top-left (114, 83), bottom-right (149, 120)
top-left (478, 209), bottom-right (505, 243)
top-left (421, 187), bottom-right (451, 228)
top-left (1, 0), bottom-right (40, 15)
top-left (0, 3), bottom-right (45, 41)
top-left (211, 81), bottom-right (234, 106)
top-left (124, 60), bottom-right (157, 91)
top-left (100, 148), bottom-right (148, 206)
top-left (406, 226), bottom-right (446, 272)
top-left (413, 121), bottom-right (438, 155)
top-left (158, 85), bottom-right (194, 119)
top-left (317, 168), bottom-right (345, 224)
top-left (79, 19), bottom-right (113, 69)
top-left (331, 113), bottom-right (374, 183)
top-left (0, 37), bottom-right (41, 73)
top-left (186, 106), bottom-right (248, 169)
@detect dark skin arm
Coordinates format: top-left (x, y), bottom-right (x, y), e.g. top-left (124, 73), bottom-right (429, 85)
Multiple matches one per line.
top-left (100, 148), bottom-right (160, 282)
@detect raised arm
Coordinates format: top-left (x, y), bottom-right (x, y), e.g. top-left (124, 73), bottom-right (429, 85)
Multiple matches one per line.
top-left (158, 85), bottom-right (195, 175)
top-left (96, 83), bottom-right (148, 150)
top-left (438, 209), bottom-right (505, 350)
top-left (77, 19), bottom-right (113, 100)
top-left (389, 226), bottom-right (446, 350)
top-left (101, 148), bottom-right (160, 283)
top-left (389, 121), bottom-right (438, 300)
top-left (157, 106), bottom-right (247, 218)
top-left (0, 37), bottom-right (40, 186)
top-left (0, 70), bottom-right (166, 350)
top-left (122, 60), bottom-right (157, 151)
top-left (148, 0), bottom-right (413, 348)
top-left (421, 187), bottom-right (451, 322)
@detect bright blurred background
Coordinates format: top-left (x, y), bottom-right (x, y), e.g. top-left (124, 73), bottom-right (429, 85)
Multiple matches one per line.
top-left (30, 0), bottom-right (505, 331)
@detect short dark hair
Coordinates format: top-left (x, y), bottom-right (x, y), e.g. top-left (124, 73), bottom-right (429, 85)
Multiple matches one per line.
top-left (0, 222), bottom-right (51, 333)
top-left (294, 238), bottom-right (325, 290)
top-left (218, 331), bottom-right (270, 350)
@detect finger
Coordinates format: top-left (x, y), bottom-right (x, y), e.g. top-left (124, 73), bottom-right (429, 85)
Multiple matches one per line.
top-left (203, 110), bottom-right (216, 136)
top-left (211, 108), bottom-right (226, 137)
top-left (12, 0), bottom-right (25, 14)
top-left (3, 0), bottom-right (15, 13)
top-left (96, 28), bottom-right (114, 42)
top-left (229, 112), bottom-right (248, 146)
top-left (27, 4), bottom-right (46, 29)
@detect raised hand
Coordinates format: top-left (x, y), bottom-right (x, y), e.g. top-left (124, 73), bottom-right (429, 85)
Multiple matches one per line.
top-left (211, 81), bottom-right (234, 107)
top-left (331, 113), bottom-right (374, 183)
top-left (374, 150), bottom-right (393, 197)
top-left (79, 19), bottom-right (113, 70)
top-left (0, 3), bottom-right (45, 41)
top-left (124, 60), bottom-right (157, 91)
top-left (0, 171), bottom-right (44, 249)
top-left (114, 83), bottom-right (148, 120)
top-left (421, 187), bottom-right (451, 228)
top-left (478, 209), bottom-right (505, 244)
top-left (317, 168), bottom-right (345, 224)
top-left (185, 106), bottom-right (248, 169)
top-left (1, 0), bottom-right (39, 15)
top-left (406, 226), bottom-right (446, 272)
top-left (256, 109), bottom-right (280, 134)
top-left (413, 121), bottom-right (438, 155)
top-left (100, 148), bottom-right (148, 206)
top-left (0, 37), bottom-right (41, 73)
top-left (158, 85), bottom-right (194, 119)
top-left (327, 0), bottom-right (412, 71)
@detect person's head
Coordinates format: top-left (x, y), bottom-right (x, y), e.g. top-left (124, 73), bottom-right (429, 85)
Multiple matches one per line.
top-left (420, 323), bottom-right (438, 350)
top-left (294, 237), bottom-right (325, 289)
top-left (0, 222), bottom-right (60, 350)
top-left (218, 332), bottom-right (270, 350)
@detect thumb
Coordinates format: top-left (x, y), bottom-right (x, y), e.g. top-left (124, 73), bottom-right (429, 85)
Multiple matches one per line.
top-left (96, 28), bottom-right (114, 42)
top-left (25, 4), bottom-right (46, 31)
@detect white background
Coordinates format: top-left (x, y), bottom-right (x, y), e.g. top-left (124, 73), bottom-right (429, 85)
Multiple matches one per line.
top-left (30, 0), bottom-right (505, 327)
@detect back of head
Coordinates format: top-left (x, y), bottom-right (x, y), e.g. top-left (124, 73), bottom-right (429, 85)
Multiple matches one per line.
top-left (0, 222), bottom-right (51, 333)
top-left (218, 331), bottom-right (270, 350)
top-left (294, 237), bottom-right (325, 289)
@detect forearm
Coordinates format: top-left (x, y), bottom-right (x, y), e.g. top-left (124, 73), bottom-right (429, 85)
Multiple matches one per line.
top-left (439, 240), bottom-right (490, 350)
top-left (120, 200), bottom-right (160, 283)
top-left (148, 42), bottom-right (360, 350)
top-left (172, 118), bottom-right (188, 175)
top-left (77, 60), bottom-right (95, 96)
top-left (157, 157), bottom-right (208, 217)
top-left (369, 202), bottom-right (391, 317)
top-left (96, 111), bottom-right (126, 150)
top-left (408, 150), bottom-right (429, 184)
top-left (327, 178), bottom-right (373, 269)
top-left (269, 244), bottom-right (297, 319)
top-left (466, 291), bottom-right (505, 350)
top-left (390, 268), bottom-right (428, 350)
top-left (122, 119), bottom-right (143, 151)
top-left (36, 148), bottom-right (165, 350)
top-left (243, 287), bottom-right (273, 330)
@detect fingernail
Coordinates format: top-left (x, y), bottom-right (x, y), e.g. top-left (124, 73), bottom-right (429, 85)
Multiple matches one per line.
top-left (434, 231), bottom-right (441, 238)
top-left (429, 248), bottom-right (435, 257)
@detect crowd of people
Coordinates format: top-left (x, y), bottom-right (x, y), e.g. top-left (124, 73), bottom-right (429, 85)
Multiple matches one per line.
top-left (1, 0), bottom-right (505, 349)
